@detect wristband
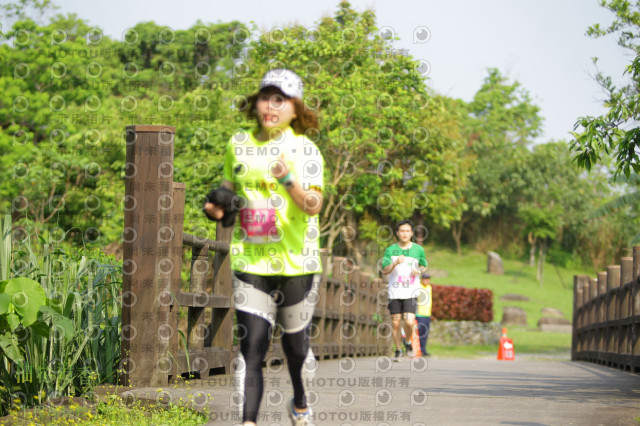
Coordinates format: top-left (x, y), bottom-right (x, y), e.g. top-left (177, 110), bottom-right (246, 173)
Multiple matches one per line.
top-left (277, 172), bottom-right (295, 188)
top-left (277, 171), bottom-right (293, 183)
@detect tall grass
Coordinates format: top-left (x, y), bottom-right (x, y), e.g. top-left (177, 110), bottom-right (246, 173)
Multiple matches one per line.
top-left (0, 215), bottom-right (122, 415)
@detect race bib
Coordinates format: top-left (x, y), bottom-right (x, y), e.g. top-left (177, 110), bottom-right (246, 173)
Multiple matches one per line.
top-left (240, 199), bottom-right (278, 244)
top-left (397, 274), bottom-right (411, 287)
top-left (395, 257), bottom-right (418, 288)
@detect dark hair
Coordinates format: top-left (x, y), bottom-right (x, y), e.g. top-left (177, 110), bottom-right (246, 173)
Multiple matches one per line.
top-left (246, 87), bottom-right (319, 135)
top-left (395, 219), bottom-right (414, 232)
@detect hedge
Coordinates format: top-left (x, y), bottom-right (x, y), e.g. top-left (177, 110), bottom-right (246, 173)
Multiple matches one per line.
top-left (431, 285), bottom-right (493, 322)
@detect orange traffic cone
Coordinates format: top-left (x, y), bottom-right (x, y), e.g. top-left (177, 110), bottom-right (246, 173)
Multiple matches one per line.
top-left (411, 325), bottom-right (422, 358)
top-left (497, 327), bottom-right (515, 361)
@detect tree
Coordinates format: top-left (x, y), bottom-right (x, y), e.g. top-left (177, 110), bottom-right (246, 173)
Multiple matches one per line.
top-left (0, 13), bottom-right (123, 241)
top-left (589, 174), bottom-right (640, 244)
top-left (407, 95), bottom-right (470, 245)
top-left (0, 10), bottom-right (247, 244)
top-left (519, 142), bottom-right (575, 271)
top-left (570, 0), bottom-right (640, 252)
top-left (571, 0), bottom-right (640, 177)
top-left (0, 0), bottom-right (58, 26)
top-left (451, 68), bottom-right (543, 255)
top-left (519, 141), bottom-right (634, 272)
top-left (241, 1), bottom-right (467, 261)
top-left (2, 0), bottom-right (631, 270)
top-left (517, 204), bottom-right (561, 285)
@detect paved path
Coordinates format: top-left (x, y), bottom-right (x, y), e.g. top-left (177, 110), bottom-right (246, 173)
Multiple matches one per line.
top-left (129, 355), bottom-right (640, 425)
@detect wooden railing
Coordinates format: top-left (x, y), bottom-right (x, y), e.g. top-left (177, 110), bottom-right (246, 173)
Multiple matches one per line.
top-left (120, 125), bottom-right (389, 387)
top-left (572, 246), bottom-right (640, 371)
top-left (290, 256), bottom-right (389, 361)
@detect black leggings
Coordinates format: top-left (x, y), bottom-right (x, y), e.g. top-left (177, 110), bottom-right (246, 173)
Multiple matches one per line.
top-left (234, 272), bottom-right (316, 423)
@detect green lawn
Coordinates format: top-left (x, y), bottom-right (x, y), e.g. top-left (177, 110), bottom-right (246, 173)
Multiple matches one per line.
top-left (424, 245), bottom-right (591, 328)
top-left (421, 245), bottom-right (590, 357)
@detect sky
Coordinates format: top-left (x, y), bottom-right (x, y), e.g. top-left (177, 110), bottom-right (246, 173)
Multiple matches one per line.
top-left (26, 0), bottom-right (633, 144)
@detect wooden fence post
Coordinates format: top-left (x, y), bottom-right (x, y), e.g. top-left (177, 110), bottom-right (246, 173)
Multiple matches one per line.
top-left (121, 125), bottom-right (176, 387)
top-left (208, 222), bottom-right (234, 369)
top-left (621, 256), bottom-right (634, 368)
top-left (621, 257), bottom-right (633, 319)
top-left (587, 277), bottom-right (596, 352)
top-left (596, 271), bottom-right (607, 352)
top-left (373, 276), bottom-right (391, 356)
top-left (606, 266), bottom-right (620, 354)
top-left (589, 277), bottom-right (597, 323)
top-left (187, 243), bottom-right (209, 352)
top-left (310, 250), bottom-right (329, 358)
top-left (572, 275), bottom-right (584, 360)
top-left (332, 257), bottom-right (347, 358)
top-left (166, 182), bottom-right (185, 380)
top-left (579, 275), bottom-right (590, 353)
top-left (633, 247), bottom-right (640, 315)
top-left (607, 265), bottom-right (621, 321)
top-left (633, 247), bottom-right (640, 367)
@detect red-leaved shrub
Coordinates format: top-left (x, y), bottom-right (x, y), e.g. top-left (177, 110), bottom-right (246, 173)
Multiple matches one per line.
top-left (431, 285), bottom-right (493, 322)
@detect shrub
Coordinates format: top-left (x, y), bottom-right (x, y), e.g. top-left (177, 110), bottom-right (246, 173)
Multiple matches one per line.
top-left (432, 285), bottom-right (493, 322)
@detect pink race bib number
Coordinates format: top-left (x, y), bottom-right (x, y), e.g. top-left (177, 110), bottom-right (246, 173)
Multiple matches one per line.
top-left (397, 274), bottom-right (410, 287)
top-left (240, 199), bottom-right (278, 244)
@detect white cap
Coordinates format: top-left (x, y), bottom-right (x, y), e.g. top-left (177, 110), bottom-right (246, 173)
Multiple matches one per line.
top-left (260, 69), bottom-right (303, 99)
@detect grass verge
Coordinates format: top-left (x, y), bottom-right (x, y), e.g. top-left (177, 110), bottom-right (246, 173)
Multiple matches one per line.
top-left (0, 390), bottom-right (209, 425)
top-left (427, 326), bottom-right (571, 359)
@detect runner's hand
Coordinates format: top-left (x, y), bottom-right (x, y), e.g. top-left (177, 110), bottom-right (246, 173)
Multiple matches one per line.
top-left (271, 153), bottom-right (289, 180)
top-left (203, 187), bottom-right (241, 227)
top-left (203, 202), bottom-right (224, 220)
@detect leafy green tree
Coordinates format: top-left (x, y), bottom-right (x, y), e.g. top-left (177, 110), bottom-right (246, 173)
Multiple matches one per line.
top-left (570, 0), bottom-right (640, 249)
top-left (451, 68), bottom-right (543, 255)
top-left (0, 9), bottom-right (249, 244)
top-left (240, 1), bottom-right (467, 260)
top-left (517, 204), bottom-right (561, 285)
top-left (588, 174), bottom-right (640, 244)
top-left (519, 142), bottom-right (576, 270)
top-left (519, 141), bottom-right (634, 272)
top-left (0, 13), bottom-right (122, 241)
top-left (571, 0), bottom-right (640, 177)
top-left (0, 0), bottom-right (58, 26)
top-left (407, 95), bottom-right (470, 245)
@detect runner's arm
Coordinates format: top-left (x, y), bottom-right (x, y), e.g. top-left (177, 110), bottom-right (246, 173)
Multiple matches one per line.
top-left (272, 154), bottom-right (323, 215)
top-left (284, 185), bottom-right (323, 216)
top-left (381, 256), bottom-right (403, 274)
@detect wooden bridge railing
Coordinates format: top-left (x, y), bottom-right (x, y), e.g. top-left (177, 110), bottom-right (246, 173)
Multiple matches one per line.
top-left (572, 246), bottom-right (640, 371)
top-left (120, 124), bottom-right (234, 387)
top-left (120, 125), bottom-right (390, 387)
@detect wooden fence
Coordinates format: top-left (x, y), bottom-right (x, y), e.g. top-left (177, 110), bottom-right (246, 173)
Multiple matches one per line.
top-left (572, 246), bottom-right (640, 371)
top-left (120, 125), bottom-right (390, 387)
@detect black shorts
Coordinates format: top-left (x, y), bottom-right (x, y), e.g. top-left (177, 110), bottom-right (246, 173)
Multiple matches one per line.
top-left (388, 298), bottom-right (417, 315)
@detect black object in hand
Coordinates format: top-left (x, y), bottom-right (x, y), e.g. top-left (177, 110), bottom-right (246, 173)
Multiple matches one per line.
top-left (203, 187), bottom-right (241, 227)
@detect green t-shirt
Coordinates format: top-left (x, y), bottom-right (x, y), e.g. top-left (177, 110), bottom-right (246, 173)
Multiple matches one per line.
top-left (381, 242), bottom-right (428, 300)
top-left (223, 127), bottom-right (324, 276)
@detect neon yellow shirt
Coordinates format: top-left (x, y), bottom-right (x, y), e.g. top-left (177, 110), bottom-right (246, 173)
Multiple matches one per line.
top-left (416, 283), bottom-right (432, 317)
top-left (223, 127), bottom-right (324, 276)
